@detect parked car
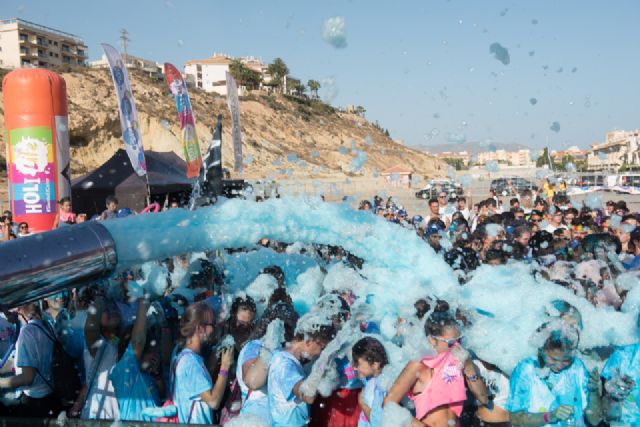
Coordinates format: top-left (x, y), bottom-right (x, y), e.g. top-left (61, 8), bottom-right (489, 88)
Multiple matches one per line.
top-left (490, 177), bottom-right (538, 196)
top-left (415, 180), bottom-right (463, 199)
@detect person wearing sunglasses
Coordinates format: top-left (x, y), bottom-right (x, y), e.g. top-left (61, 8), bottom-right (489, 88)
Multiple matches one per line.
top-left (384, 301), bottom-right (487, 427)
top-left (507, 322), bottom-right (603, 426)
top-left (17, 222), bottom-right (32, 237)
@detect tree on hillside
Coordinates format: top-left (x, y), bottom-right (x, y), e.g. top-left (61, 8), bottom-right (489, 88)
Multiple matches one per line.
top-left (293, 82), bottom-right (306, 97)
top-left (229, 59), bottom-right (262, 90)
top-left (355, 105), bottom-right (366, 117)
top-left (267, 58), bottom-right (289, 93)
top-left (307, 79), bottom-right (321, 98)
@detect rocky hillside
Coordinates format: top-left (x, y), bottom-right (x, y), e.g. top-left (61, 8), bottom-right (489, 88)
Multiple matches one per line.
top-left (0, 67), bottom-right (445, 183)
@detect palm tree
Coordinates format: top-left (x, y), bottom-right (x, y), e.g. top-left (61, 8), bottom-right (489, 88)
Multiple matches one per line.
top-left (307, 79), bottom-right (321, 98)
top-left (355, 105), bottom-right (366, 117)
top-left (267, 58), bottom-right (289, 93)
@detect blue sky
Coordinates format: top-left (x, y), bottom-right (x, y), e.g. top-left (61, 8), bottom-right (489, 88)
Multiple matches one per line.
top-left (2, 0), bottom-right (639, 150)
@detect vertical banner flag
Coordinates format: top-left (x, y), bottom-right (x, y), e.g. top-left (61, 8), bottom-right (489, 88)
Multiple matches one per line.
top-left (3, 69), bottom-right (70, 232)
top-left (164, 63), bottom-right (202, 178)
top-left (101, 43), bottom-right (147, 176)
top-left (225, 72), bottom-right (243, 175)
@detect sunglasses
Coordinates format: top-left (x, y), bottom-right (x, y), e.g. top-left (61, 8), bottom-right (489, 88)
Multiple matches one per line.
top-left (433, 335), bottom-right (464, 348)
top-left (19, 226), bottom-right (28, 229)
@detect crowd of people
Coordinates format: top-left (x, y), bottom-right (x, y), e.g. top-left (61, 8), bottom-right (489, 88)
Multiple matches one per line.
top-left (0, 181), bottom-right (638, 427)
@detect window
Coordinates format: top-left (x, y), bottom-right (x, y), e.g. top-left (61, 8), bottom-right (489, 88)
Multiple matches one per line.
top-left (54, 41), bottom-right (58, 46)
top-left (49, 52), bottom-right (53, 56)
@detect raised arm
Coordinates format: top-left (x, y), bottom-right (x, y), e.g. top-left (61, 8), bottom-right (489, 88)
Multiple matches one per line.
top-left (84, 296), bottom-right (105, 357)
top-left (383, 361), bottom-right (422, 406)
top-left (200, 347), bottom-right (234, 410)
top-left (243, 356), bottom-right (268, 391)
top-left (131, 298), bottom-right (148, 360)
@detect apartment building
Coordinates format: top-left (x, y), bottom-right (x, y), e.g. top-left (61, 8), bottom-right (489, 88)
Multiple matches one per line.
top-left (89, 53), bottom-right (163, 78)
top-left (586, 130), bottom-right (640, 171)
top-left (184, 53), bottom-right (269, 95)
top-left (476, 149), bottom-right (533, 167)
top-left (0, 18), bottom-right (87, 69)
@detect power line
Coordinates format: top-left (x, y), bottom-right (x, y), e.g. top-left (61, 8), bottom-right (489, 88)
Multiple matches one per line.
top-left (119, 28), bottom-right (130, 65)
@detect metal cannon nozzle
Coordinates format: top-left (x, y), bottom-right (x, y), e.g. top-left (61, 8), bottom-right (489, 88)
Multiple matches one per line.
top-left (0, 222), bottom-right (117, 308)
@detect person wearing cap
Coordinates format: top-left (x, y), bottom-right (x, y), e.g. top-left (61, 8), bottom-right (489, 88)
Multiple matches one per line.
top-left (425, 219), bottom-right (445, 253)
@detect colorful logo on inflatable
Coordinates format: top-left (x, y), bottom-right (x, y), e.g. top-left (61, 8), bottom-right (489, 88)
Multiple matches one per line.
top-left (8, 126), bottom-right (55, 215)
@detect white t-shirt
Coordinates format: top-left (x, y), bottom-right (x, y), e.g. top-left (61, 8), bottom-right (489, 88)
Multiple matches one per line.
top-left (81, 339), bottom-right (120, 420)
top-left (15, 320), bottom-right (54, 398)
top-left (476, 362), bottom-right (510, 408)
top-left (545, 223), bottom-right (567, 234)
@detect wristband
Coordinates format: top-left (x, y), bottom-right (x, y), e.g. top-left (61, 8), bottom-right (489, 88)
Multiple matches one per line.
top-left (218, 369), bottom-right (229, 378)
top-left (543, 412), bottom-right (550, 423)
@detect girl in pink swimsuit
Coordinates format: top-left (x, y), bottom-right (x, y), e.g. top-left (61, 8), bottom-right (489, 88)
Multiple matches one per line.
top-left (53, 196), bottom-right (76, 228)
top-left (384, 301), bottom-right (488, 427)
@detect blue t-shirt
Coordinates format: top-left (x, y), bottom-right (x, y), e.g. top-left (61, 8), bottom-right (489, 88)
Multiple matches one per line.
top-left (109, 343), bottom-right (160, 421)
top-left (15, 320), bottom-right (54, 398)
top-left (268, 350), bottom-right (308, 427)
top-left (358, 376), bottom-right (385, 427)
top-left (237, 339), bottom-right (271, 421)
top-left (174, 349), bottom-right (214, 424)
top-left (506, 356), bottom-right (589, 427)
top-left (601, 342), bottom-right (640, 425)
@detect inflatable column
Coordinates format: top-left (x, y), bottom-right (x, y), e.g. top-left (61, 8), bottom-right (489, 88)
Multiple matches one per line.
top-left (3, 69), bottom-right (70, 232)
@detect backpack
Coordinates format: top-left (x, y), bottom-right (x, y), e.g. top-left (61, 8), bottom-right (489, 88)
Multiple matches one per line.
top-left (32, 322), bottom-right (83, 408)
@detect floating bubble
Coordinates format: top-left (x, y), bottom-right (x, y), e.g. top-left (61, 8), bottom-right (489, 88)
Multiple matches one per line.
top-left (485, 160), bottom-right (500, 172)
top-left (311, 150), bottom-right (320, 158)
top-left (566, 162), bottom-right (576, 173)
top-left (321, 77), bottom-right (339, 104)
top-left (447, 165), bottom-right (456, 179)
top-left (572, 67), bottom-right (578, 73)
top-left (433, 113), bottom-right (440, 119)
top-left (532, 19), bottom-right (539, 25)
top-left (584, 97), bottom-right (592, 108)
top-left (321, 16), bottom-right (347, 49)
top-left (339, 146), bottom-right (348, 155)
top-left (446, 132), bottom-right (467, 144)
top-left (244, 154), bottom-right (254, 165)
top-left (557, 67), bottom-right (563, 73)
top-left (351, 151), bottom-right (368, 172)
top-left (550, 121), bottom-right (561, 133)
top-left (161, 119), bottom-right (171, 129)
top-left (364, 135), bottom-right (374, 145)
top-left (177, 39), bottom-right (184, 47)
top-left (431, 128), bottom-right (440, 136)
top-left (500, 8), bottom-right (509, 16)
top-left (459, 175), bottom-right (473, 186)
top-left (272, 159), bottom-right (282, 166)
top-left (529, 50), bottom-right (535, 57)
top-left (531, 152), bottom-right (540, 161)
top-left (489, 42), bottom-right (510, 65)
top-left (529, 98), bottom-right (538, 105)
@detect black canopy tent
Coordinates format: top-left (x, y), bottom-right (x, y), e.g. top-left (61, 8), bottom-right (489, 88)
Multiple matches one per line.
top-left (72, 149), bottom-right (194, 216)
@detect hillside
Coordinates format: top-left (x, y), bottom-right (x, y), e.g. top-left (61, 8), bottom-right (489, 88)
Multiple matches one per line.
top-left (0, 67), bottom-right (445, 196)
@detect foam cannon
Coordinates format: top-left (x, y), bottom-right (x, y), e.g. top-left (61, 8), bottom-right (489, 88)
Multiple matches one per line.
top-left (0, 222), bottom-right (117, 308)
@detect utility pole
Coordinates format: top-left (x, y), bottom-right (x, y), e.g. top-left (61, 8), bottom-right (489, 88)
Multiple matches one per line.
top-left (119, 28), bottom-right (130, 66)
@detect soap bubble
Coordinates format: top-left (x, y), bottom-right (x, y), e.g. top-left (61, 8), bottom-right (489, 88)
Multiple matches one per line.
top-left (321, 16), bottom-right (347, 49)
top-left (489, 42), bottom-right (510, 65)
top-left (529, 98), bottom-right (538, 106)
top-left (550, 121), bottom-right (561, 133)
top-left (485, 160), bottom-right (500, 172)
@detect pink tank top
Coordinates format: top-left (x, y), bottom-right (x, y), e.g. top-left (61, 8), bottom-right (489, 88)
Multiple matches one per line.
top-left (409, 351), bottom-right (467, 420)
top-left (59, 209), bottom-right (76, 223)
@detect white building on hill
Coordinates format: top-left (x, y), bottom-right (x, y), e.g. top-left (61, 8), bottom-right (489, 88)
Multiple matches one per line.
top-left (184, 53), bottom-right (268, 95)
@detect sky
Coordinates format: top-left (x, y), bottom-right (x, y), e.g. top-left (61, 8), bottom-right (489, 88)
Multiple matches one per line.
top-left (2, 0), bottom-right (639, 151)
